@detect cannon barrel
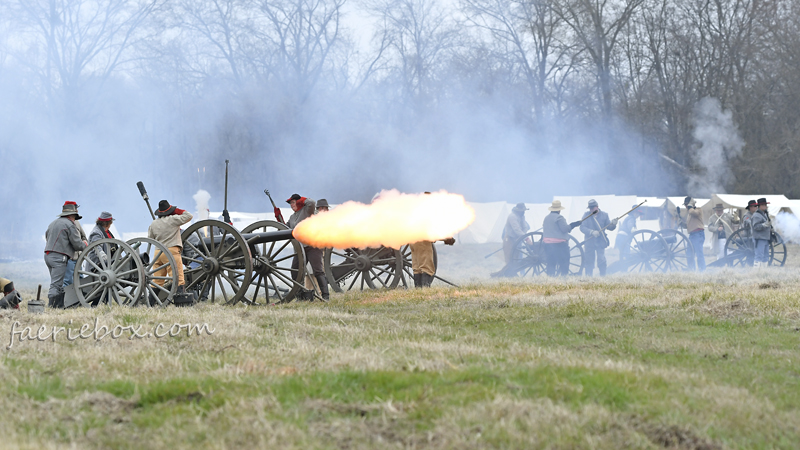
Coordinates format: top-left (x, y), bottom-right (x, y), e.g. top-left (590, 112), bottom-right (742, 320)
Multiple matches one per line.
top-left (200, 229), bottom-right (295, 247)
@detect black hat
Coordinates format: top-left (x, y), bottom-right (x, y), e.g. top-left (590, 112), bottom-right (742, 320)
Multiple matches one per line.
top-left (683, 196), bottom-right (692, 206)
top-left (155, 200), bottom-right (176, 217)
top-left (316, 199), bottom-right (330, 210)
top-left (747, 199), bottom-right (757, 208)
top-left (285, 193), bottom-right (302, 203)
top-left (3, 281), bottom-right (13, 294)
top-left (757, 198), bottom-right (770, 206)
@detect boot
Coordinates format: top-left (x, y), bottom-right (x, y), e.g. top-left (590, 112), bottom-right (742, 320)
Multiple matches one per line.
top-left (48, 295), bottom-right (56, 308)
top-left (176, 285), bottom-right (185, 295)
top-left (422, 273), bottom-right (434, 287)
top-left (585, 268), bottom-right (594, 277)
top-left (413, 273), bottom-right (423, 289)
top-left (53, 292), bottom-right (65, 309)
top-left (315, 274), bottom-right (330, 301)
top-left (753, 261), bottom-right (761, 269)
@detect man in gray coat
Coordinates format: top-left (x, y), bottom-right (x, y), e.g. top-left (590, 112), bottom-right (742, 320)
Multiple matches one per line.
top-left (286, 193), bottom-right (328, 300)
top-left (579, 199), bottom-right (617, 276)
top-left (751, 198), bottom-right (772, 267)
top-left (542, 200), bottom-right (580, 276)
top-left (44, 202), bottom-right (88, 308)
top-left (502, 203), bottom-right (531, 265)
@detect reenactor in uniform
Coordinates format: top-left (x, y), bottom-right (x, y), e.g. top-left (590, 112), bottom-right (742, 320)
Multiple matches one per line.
top-left (410, 192), bottom-right (455, 288)
top-left (741, 199), bottom-right (757, 233)
top-left (0, 278), bottom-right (22, 309)
top-left (88, 212), bottom-right (116, 268)
top-left (615, 205), bottom-right (644, 260)
top-left (751, 198), bottom-right (772, 268)
top-left (62, 201), bottom-right (88, 289)
top-left (542, 200), bottom-right (580, 276)
top-left (286, 193), bottom-right (329, 300)
top-left (579, 199), bottom-right (617, 276)
top-left (316, 199), bottom-right (331, 213)
top-left (681, 197), bottom-right (706, 271)
top-left (44, 202), bottom-right (88, 308)
top-left (502, 203), bottom-right (531, 265)
top-left (707, 204), bottom-right (733, 261)
top-left (149, 200), bottom-right (193, 294)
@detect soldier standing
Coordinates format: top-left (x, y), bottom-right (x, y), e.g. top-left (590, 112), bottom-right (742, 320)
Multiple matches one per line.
top-left (88, 212), bottom-right (116, 268)
top-left (502, 203), bottom-right (531, 265)
top-left (616, 205), bottom-right (644, 260)
top-left (410, 192), bottom-right (456, 288)
top-left (62, 201), bottom-right (88, 289)
top-left (707, 204), bottom-right (733, 261)
top-left (741, 199), bottom-right (757, 233)
top-left (681, 197), bottom-right (706, 271)
top-left (44, 202), bottom-right (88, 308)
top-left (149, 200), bottom-right (193, 294)
top-left (286, 193), bottom-right (329, 300)
top-left (751, 198), bottom-right (772, 268)
top-left (542, 200), bottom-right (579, 276)
top-left (579, 199), bottom-right (617, 276)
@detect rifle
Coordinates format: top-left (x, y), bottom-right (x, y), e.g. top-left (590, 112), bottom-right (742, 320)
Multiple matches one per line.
top-left (264, 189), bottom-right (285, 224)
top-left (222, 160), bottom-right (232, 225)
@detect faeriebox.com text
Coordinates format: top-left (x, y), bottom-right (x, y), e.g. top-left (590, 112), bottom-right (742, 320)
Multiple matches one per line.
top-left (7, 318), bottom-right (215, 348)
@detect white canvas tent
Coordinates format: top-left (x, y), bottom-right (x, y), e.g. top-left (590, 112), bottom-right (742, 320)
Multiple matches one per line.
top-left (710, 194), bottom-right (794, 217)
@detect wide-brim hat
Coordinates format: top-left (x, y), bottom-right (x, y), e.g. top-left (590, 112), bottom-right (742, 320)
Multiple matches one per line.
top-left (714, 203), bottom-right (724, 210)
top-left (513, 202), bottom-right (529, 213)
top-left (316, 199), bottom-right (330, 209)
top-left (59, 201), bottom-right (82, 220)
top-left (747, 200), bottom-right (757, 208)
top-left (548, 200), bottom-right (565, 211)
top-left (757, 198), bottom-right (770, 206)
top-left (155, 200), bottom-right (176, 217)
top-left (97, 211), bottom-right (114, 222)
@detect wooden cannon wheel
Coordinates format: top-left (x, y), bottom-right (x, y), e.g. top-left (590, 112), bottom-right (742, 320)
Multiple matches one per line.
top-left (325, 246), bottom-right (403, 292)
top-left (126, 237), bottom-right (177, 307)
top-left (74, 238), bottom-right (146, 307)
top-left (241, 220), bottom-right (305, 304)
top-left (181, 219), bottom-right (253, 305)
top-left (622, 230), bottom-right (669, 273)
top-left (655, 229), bottom-right (694, 272)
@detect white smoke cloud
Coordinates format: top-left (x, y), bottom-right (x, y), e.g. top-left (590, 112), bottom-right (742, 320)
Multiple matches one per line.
top-left (193, 190), bottom-right (211, 221)
top-left (689, 97), bottom-right (745, 196)
top-left (774, 212), bottom-right (800, 243)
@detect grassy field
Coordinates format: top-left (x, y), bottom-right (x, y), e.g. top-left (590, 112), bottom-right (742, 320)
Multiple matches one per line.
top-left (1, 263), bottom-right (799, 449)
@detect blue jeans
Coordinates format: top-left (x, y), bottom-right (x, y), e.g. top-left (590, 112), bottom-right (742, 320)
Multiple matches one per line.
top-left (63, 259), bottom-right (76, 287)
top-left (754, 239), bottom-right (770, 264)
top-left (689, 231), bottom-right (706, 271)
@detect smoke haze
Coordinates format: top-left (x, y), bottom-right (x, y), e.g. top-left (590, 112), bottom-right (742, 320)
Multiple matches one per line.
top-left (0, 0), bottom-right (688, 258)
top-left (689, 98), bottom-right (745, 197)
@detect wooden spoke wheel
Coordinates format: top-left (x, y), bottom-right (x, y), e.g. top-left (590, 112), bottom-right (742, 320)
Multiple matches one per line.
top-left (508, 232), bottom-right (546, 277)
top-left (181, 220), bottom-right (252, 305)
top-left (399, 243), bottom-right (438, 287)
top-left (241, 220), bottom-right (305, 304)
top-left (624, 230), bottom-right (669, 273)
top-left (724, 228), bottom-right (755, 268)
top-left (769, 232), bottom-right (787, 267)
top-left (566, 235), bottom-right (585, 276)
top-left (126, 237), bottom-right (177, 307)
top-left (74, 239), bottom-right (145, 307)
top-left (656, 229), bottom-right (694, 272)
top-left (325, 246), bottom-right (403, 292)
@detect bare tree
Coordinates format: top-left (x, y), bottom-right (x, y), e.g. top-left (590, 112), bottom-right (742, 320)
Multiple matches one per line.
top-left (5, 0), bottom-right (164, 112)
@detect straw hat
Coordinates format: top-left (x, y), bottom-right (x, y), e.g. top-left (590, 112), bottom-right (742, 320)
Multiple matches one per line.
top-left (548, 200), bottom-right (566, 211)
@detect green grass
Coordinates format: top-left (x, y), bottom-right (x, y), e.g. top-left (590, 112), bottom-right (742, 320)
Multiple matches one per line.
top-left (1, 271), bottom-right (800, 449)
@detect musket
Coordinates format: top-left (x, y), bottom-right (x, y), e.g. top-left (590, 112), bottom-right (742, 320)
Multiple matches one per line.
top-left (601, 200), bottom-right (647, 232)
top-left (264, 189), bottom-right (285, 224)
top-left (136, 181), bottom-right (156, 220)
top-left (222, 160), bottom-right (231, 224)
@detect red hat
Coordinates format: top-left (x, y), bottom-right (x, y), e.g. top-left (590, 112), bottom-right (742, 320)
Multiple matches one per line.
top-left (64, 201), bottom-right (78, 206)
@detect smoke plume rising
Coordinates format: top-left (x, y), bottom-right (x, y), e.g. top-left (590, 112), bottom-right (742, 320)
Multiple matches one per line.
top-left (193, 190), bottom-right (211, 221)
top-left (689, 98), bottom-right (745, 196)
top-left (774, 212), bottom-right (800, 243)
top-left (293, 190), bottom-right (475, 249)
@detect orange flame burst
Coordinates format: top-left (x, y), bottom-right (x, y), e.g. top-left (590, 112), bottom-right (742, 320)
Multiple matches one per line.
top-left (292, 190), bottom-right (475, 249)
